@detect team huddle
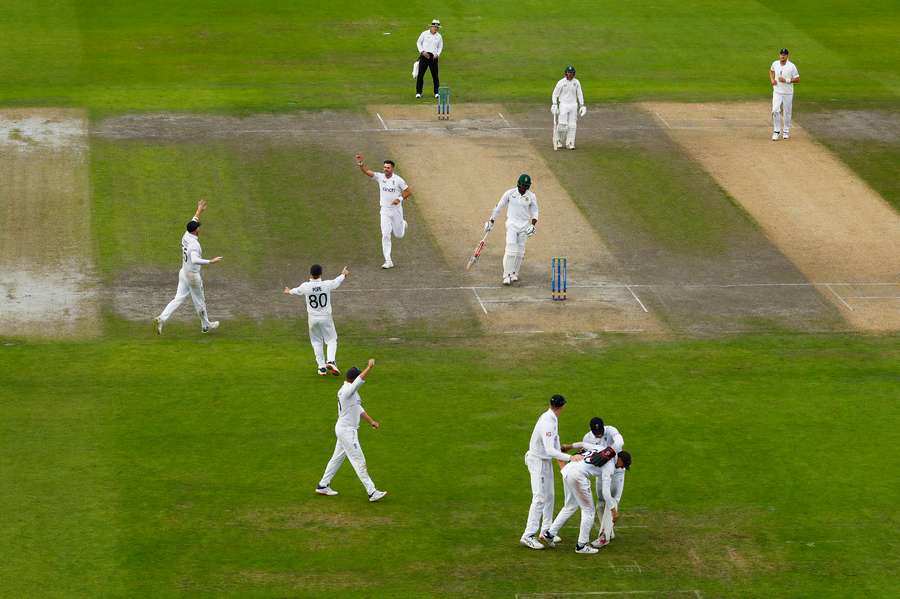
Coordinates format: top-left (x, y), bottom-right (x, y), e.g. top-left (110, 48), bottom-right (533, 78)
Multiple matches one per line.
top-left (522, 395), bottom-right (632, 554)
top-left (148, 21), bottom-right (798, 546)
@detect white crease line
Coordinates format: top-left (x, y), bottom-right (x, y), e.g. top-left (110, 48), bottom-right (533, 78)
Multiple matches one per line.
top-left (626, 285), bottom-right (649, 313)
top-left (516, 592), bottom-right (702, 598)
top-left (843, 296), bottom-right (900, 300)
top-left (375, 112), bottom-right (388, 131)
top-left (826, 284), bottom-right (854, 311)
top-left (471, 288), bottom-right (488, 314)
top-left (338, 281), bottom-right (897, 293)
top-left (497, 112), bottom-right (511, 126)
top-left (654, 111), bottom-right (672, 129)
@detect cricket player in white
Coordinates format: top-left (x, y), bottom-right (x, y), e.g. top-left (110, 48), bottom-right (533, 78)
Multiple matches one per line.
top-left (484, 174), bottom-right (539, 286)
top-left (154, 200), bottom-right (222, 335)
top-left (582, 418), bottom-right (627, 548)
top-left (551, 65), bottom-right (587, 150)
top-left (520, 394), bottom-right (583, 550)
top-left (545, 448), bottom-right (631, 554)
top-left (284, 264), bottom-right (349, 376)
top-left (770, 48), bottom-right (800, 140)
top-left (315, 359), bottom-right (387, 502)
top-left (355, 153), bottom-right (412, 269)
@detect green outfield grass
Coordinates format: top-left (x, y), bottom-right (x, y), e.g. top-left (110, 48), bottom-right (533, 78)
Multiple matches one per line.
top-left (1, 1), bottom-right (897, 113)
top-left (1, 333), bottom-right (898, 597)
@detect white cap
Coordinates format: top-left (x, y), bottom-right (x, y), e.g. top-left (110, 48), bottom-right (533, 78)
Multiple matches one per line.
top-left (431, 19), bottom-right (441, 27)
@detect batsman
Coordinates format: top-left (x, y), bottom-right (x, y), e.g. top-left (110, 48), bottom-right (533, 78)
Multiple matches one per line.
top-left (551, 65), bottom-right (587, 150)
top-left (484, 174), bottom-right (539, 285)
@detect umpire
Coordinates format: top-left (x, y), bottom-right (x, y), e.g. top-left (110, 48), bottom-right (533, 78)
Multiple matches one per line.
top-left (415, 19), bottom-right (443, 98)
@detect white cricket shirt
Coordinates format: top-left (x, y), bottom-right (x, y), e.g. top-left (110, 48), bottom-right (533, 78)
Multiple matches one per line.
top-left (336, 377), bottom-right (366, 429)
top-left (289, 274), bottom-right (345, 318)
top-left (372, 172), bottom-right (409, 209)
top-left (552, 77), bottom-right (585, 106)
top-left (527, 409), bottom-right (571, 461)
top-left (491, 188), bottom-right (539, 231)
top-left (180, 231), bottom-right (209, 274)
top-left (416, 30), bottom-right (443, 57)
top-left (582, 425), bottom-right (624, 453)
top-left (771, 60), bottom-right (799, 94)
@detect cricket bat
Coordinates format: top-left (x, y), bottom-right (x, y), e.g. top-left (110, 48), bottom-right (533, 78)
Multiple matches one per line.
top-left (466, 230), bottom-right (491, 271)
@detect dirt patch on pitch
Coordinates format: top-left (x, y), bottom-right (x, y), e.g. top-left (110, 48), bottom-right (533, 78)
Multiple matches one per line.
top-left (645, 102), bottom-right (900, 332)
top-left (369, 103), bottom-right (663, 336)
top-left (0, 109), bottom-right (99, 337)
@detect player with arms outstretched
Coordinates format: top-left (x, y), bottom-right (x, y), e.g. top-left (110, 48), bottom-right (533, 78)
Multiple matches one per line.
top-left (284, 264), bottom-right (349, 376)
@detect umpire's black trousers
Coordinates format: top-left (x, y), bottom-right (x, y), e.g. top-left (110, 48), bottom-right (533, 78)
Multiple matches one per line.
top-left (416, 53), bottom-right (439, 95)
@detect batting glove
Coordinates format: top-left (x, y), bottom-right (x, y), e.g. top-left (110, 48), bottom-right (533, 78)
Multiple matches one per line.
top-left (525, 224), bottom-right (536, 237)
top-left (550, 105), bottom-right (558, 115)
top-left (484, 220), bottom-right (494, 233)
top-left (579, 106), bottom-right (587, 117)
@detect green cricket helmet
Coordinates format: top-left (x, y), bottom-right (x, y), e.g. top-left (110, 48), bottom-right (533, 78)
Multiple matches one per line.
top-left (565, 65), bottom-right (576, 74)
top-left (517, 173), bottom-right (532, 189)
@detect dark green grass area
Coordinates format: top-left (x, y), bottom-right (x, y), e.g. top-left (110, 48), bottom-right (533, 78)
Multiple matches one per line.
top-left (1, 1), bottom-right (897, 113)
top-left (91, 138), bottom-right (388, 276)
top-left (2, 334), bottom-right (898, 597)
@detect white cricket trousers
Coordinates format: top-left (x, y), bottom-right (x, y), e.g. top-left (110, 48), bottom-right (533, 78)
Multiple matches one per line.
top-left (503, 226), bottom-right (528, 278)
top-left (772, 92), bottom-right (794, 134)
top-left (308, 316), bottom-right (337, 368)
top-left (559, 102), bottom-right (578, 146)
top-left (159, 269), bottom-right (210, 329)
top-left (319, 425), bottom-right (376, 496)
top-left (549, 470), bottom-right (595, 545)
top-left (522, 452), bottom-right (554, 538)
top-left (380, 206), bottom-right (406, 262)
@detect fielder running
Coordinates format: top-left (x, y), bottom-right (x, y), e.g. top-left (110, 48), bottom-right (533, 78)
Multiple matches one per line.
top-left (544, 447), bottom-right (632, 554)
top-left (355, 154), bottom-right (412, 269)
top-left (770, 48), bottom-right (800, 141)
top-left (521, 394), bottom-right (583, 550)
top-left (484, 174), bottom-right (539, 286)
top-left (284, 264), bottom-right (349, 376)
top-left (315, 359), bottom-right (388, 502)
top-left (551, 65), bottom-right (587, 150)
top-left (154, 200), bottom-right (222, 335)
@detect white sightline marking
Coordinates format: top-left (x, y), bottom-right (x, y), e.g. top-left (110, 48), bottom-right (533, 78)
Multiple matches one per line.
top-left (471, 287), bottom-right (488, 314)
top-left (375, 112), bottom-right (388, 131)
top-left (626, 285), bottom-right (648, 313)
top-left (497, 112), bottom-right (511, 126)
top-left (654, 111), bottom-right (672, 129)
top-left (825, 284), bottom-right (854, 311)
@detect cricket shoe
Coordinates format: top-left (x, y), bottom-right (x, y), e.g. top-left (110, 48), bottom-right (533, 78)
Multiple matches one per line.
top-left (510, 274), bottom-right (519, 283)
top-left (202, 321), bottom-right (220, 333)
top-left (415, 93), bottom-right (422, 98)
top-left (555, 141), bottom-right (562, 150)
top-left (381, 261), bottom-right (394, 269)
top-left (783, 132), bottom-right (790, 140)
top-left (326, 362), bottom-right (341, 376)
top-left (575, 543), bottom-right (599, 554)
top-left (502, 275), bottom-right (511, 286)
top-left (435, 93), bottom-right (440, 98)
top-left (590, 534), bottom-right (610, 549)
top-left (153, 317), bottom-right (163, 335)
top-left (771, 131), bottom-right (780, 141)
top-left (315, 485), bottom-right (338, 496)
top-left (520, 536), bottom-right (545, 550)
top-left (368, 490), bottom-right (388, 502)
top-left (567, 143), bottom-right (575, 150)
top-left (540, 530), bottom-right (559, 547)
top-left (317, 367), bottom-right (328, 376)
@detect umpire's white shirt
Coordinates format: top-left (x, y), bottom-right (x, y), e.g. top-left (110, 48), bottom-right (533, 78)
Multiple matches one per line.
top-left (492, 188), bottom-right (539, 231)
top-left (416, 30), bottom-right (443, 57)
top-left (336, 378), bottom-right (366, 429)
top-left (289, 274), bottom-right (345, 319)
top-left (527, 409), bottom-right (571, 461)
